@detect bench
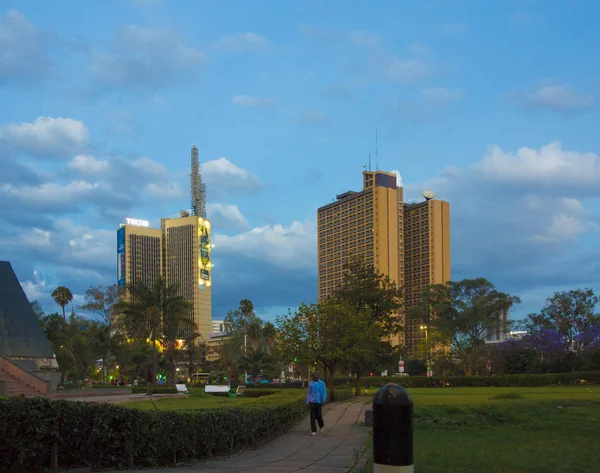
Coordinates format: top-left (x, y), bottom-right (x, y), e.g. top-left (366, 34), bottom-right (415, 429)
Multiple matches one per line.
top-left (204, 385), bottom-right (230, 394)
top-left (175, 384), bottom-right (190, 394)
top-left (235, 386), bottom-right (246, 397)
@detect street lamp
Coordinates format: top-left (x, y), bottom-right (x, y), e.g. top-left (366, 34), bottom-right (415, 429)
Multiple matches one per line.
top-left (419, 325), bottom-right (431, 377)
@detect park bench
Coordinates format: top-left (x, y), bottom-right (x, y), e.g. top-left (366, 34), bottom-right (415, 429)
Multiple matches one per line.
top-left (204, 385), bottom-right (230, 395)
top-left (175, 384), bottom-right (190, 394)
top-left (235, 386), bottom-right (246, 397)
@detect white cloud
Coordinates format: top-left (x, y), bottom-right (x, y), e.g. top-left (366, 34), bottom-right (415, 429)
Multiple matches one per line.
top-left (523, 86), bottom-right (595, 112)
top-left (90, 25), bottom-right (205, 90)
top-left (130, 156), bottom-right (168, 175)
top-left (68, 155), bottom-right (109, 175)
top-left (0, 116), bottom-right (89, 157)
top-left (145, 182), bottom-right (183, 199)
top-left (23, 228), bottom-right (52, 248)
top-left (1, 181), bottom-right (114, 208)
top-left (0, 10), bottom-right (50, 82)
top-left (214, 220), bottom-right (316, 270)
top-left (215, 32), bottom-right (268, 52)
top-left (391, 170), bottom-right (403, 187)
top-left (232, 95), bottom-right (278, 108)
top-left (200, 157), bottom-right (262, 195)
top-left (471, 142), bottom-right (600, 190)
top-left (207, 203), bottom-right (249, 230)
top-left (382, 57), bottom-right (432, 82)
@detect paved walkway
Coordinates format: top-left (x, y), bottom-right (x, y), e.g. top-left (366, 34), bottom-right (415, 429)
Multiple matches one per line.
top-left (112, 399), bottom-right (370, 473)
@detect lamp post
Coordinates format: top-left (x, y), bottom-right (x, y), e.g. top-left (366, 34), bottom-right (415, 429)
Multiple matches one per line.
top-left (419, 325), bottom-right (431, 377)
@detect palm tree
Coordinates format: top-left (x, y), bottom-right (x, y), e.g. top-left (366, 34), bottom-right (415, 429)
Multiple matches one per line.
top-left (51, 286), bottom-right (73, 321)
top-left (239, 348), bottom-right (275, 386)
top-left (115, 277), bottom-right (193, 390)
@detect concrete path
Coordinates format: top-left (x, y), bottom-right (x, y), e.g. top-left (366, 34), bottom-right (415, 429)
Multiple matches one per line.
top-left (111, 399), bottom-right (370, 473)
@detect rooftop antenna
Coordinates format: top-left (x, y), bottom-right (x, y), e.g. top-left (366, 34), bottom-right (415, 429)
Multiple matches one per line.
top-left (368, 154), bottom-right (372, 171)
top-left (375, 128), bottom-right (379, 170)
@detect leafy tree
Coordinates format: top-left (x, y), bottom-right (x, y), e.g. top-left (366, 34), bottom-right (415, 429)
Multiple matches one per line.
top-left (239, 348), bottom-right (276, 386)
top-left (115, 277), bottom-right (193, 389)
top-left (277, 299), bottom-right (354, 400)
top-left (332, 260), bottom-right (403, 395)
top-left (525, 289), bottom-right (600, 351)
top-left (411, 278), bottom-right (520, 375)
top-left (80, 284), bottom-right (120, 382)
top-left (51, 286), bottom-right (73, 321)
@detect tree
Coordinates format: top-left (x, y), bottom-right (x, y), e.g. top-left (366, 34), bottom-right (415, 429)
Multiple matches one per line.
top-left (239, 349), bottom-right (276, 386)
top-left (80, 284), bottom-right (120, 382)
top-left (332, 260), bottom-right (403, 395)
top-left (277, 299), bottom-right (354, 401)
top-left (115, 277), bottom-right (193, 389)
top-left (51, 286), bottom-right (73, 321)
top-left (525, 289), bottom-right (600, 351)
top-left (411, 278), bottom-right (521, 375)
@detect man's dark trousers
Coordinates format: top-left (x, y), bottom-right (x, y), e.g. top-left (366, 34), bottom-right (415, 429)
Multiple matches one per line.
top-left (309, 402), bottom-right (324, 433)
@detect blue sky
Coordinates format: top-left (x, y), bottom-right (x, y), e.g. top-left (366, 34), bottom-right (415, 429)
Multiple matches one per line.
top-left (1, 0), bottom-right (600, 323)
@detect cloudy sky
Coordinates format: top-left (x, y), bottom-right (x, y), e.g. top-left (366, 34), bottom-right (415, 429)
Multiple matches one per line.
top-left (1, 0), bottom-right (599, 322)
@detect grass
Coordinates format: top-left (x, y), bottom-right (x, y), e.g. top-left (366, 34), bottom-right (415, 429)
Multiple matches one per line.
top-left (125, 388), bottom-right (294, 410)
top-left (362, 385), bottom-right (600, 473)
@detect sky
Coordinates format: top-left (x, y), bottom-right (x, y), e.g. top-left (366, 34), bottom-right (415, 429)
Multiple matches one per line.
top-left (1, 0), bottom-right (600, 324)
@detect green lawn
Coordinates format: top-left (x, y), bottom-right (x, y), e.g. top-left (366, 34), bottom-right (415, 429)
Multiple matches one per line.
top-left (362, 386), bottom-right (600, 473)
top-left (125, 389), bottom-right (297, 410)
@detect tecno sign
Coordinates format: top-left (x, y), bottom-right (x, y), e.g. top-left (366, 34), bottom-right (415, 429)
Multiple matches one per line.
top-left (126, 218), bottom-right (150, 227)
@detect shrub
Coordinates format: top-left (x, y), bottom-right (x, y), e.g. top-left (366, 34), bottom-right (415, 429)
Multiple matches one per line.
top-left (334, 371), bottom-right (600, 389)
top-left (0, 389), bottom-right (353, 472)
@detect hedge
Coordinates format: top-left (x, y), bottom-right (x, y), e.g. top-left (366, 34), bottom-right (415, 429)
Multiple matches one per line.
top-left (0, 389), bottom-right (352, 472)
top-left (335, 370), bottom-right (600, 389)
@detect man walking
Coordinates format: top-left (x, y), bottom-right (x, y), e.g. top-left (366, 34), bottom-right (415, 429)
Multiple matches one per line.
top-left (306, 371), bottom-right (327, 436)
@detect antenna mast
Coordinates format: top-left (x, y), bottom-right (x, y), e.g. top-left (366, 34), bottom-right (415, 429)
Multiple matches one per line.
top-left (368, 154), bottom-right (371, 171)
top-left (375, 128), bottom-right (379, 170)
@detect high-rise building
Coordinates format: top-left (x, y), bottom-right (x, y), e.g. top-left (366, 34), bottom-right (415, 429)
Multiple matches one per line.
top-left (484, 309), bottom-right (510, 344)
top-left (117, 224), bottom-right (163, 293)
top-left (317, 170), bottom-right (404, 344)
top-left (161, 215), bottom-right (212, 340)
top-left (317, 169), bottom-right (450, 355)
top-left (403, 199), bottom-right (450, 357)
top-left (191, 145), bottom-right (207, 219)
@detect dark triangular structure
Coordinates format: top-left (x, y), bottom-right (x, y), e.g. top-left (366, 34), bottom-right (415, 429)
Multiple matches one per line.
top-left (0, 261), bottom-right (60, 395)
top-left (0, 261), bottom-right (55, 358)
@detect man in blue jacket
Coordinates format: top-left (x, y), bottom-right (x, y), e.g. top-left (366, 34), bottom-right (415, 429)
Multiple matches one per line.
top-left (306, 370), bottom-right (327, 436)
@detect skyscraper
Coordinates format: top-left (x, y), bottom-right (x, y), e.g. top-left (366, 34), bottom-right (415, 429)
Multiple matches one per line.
top-left (161, 215), bottom-right (212, 341)
top-left (117, 223), bottom-right (162, 294)
top-left (191, 145), bottom-right (207, 219)
top-left (403, 199), bottom-right (450, 357)
top-left (317, 170), bottom-right (404, 345)
top-left (317, 169), bottom-right (451, 354)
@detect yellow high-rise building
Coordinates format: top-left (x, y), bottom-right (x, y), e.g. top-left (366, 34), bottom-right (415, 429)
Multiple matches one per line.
top-left (317, 170), bottom-right (404, 344)
top-left (161, 216), bottom-right (213, 341)
top-left (403, 199), bottom-right (451, 358)
top-left (317, 170), bottom-right (450, 356)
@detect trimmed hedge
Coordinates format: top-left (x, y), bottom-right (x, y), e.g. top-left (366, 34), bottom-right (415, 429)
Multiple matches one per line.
top-left (0, 389), bottom-right (352, 472)
top-left (335, 371), bottom-right (600, 389)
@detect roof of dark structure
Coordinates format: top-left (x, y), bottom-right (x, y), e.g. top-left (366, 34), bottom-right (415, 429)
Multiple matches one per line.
top-left (0, 261), bottom-right (55, 358)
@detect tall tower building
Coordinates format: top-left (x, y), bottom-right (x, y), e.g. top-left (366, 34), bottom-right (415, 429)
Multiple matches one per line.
top-left (317, 170), bottom-right (404, 344)
top-left (161, 216), bottom-right (213, 340)
top-left (117, 223), bottom-right (162, 294)
top-left (191, 145), bottom-right (207, 219)
top-left (403, 198), bottom-right (451, 358)
top-left (317, 169), bottom-right (451, 356)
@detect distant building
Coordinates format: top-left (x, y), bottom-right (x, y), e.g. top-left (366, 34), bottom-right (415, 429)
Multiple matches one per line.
top-left (484, 309), bottom-right (511, 344)
top-left (212, 320), bottom-right (225, 333)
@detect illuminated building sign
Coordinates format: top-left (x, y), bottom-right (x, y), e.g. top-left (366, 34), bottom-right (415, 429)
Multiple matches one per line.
top-left (125, 218), bottom-right (149, 227)
top-left (198, 219), bottom-right (212, 286)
